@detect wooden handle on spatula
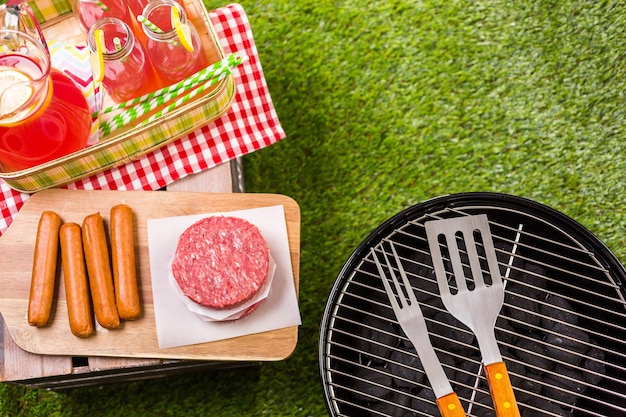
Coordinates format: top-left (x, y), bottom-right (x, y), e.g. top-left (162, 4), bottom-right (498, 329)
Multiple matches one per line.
top-left (484, 361), bottom-right (521, 417)
top-left (436, 392), bottom-right (467, 417)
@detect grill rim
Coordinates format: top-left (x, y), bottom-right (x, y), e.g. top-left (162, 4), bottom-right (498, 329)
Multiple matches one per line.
top-left (318, 191), bottom-right (626, 417)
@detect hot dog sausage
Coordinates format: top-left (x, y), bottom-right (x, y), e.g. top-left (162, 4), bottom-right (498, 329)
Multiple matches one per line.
top-left (82, 213), bottom-right (120, 329)
top-left (28, 211), bottom-right (62, 327)
top-left (60, 222), bottom-right (94, 337)
top-left (110, 204), bottom-right (141, 320)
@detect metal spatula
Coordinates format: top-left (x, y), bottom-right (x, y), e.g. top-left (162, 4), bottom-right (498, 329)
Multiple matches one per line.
top-left (425, 214), bottom-right (520, 417)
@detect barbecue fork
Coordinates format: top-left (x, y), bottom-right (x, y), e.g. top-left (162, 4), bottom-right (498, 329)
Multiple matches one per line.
top-left (425, 214), bottom-right (520, 417)
top-left (371, 244), bottom-right (466, 417)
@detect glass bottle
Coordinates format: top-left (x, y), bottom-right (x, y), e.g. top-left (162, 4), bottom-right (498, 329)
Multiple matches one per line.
top-left (140, 0), bottom-right (207, 86)
top-left (88, 17), bottom-right (160, 103)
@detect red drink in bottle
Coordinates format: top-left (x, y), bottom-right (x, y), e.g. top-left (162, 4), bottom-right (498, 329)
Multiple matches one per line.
top-left (126, 0), bottom-right (148, 21)
top-left (140, 0), bottom-right (208, 86)
top-left (88, 17), bottom-right (160, 103)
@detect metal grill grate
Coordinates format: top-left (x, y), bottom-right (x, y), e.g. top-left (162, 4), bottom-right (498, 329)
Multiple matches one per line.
top-left (319, 193), bottom-right (626, 417)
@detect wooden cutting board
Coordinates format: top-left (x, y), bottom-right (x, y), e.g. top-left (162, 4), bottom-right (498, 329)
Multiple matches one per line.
top-left (0, 189), bottom-right (300, 360)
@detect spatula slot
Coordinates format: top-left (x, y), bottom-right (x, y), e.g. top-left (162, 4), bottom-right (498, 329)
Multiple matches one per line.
top-left (453, 231), bottom-right (477, 292)
top-left (435, 228), bottom-right (495, 295)
top-left (436, 233), bottom-right (459, 295)
top-left (472, 228), bottom-right (493, 287)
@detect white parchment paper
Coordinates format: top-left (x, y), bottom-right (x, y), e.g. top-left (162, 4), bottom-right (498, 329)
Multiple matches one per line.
top-left (147, 205), bottom-right (301, 349)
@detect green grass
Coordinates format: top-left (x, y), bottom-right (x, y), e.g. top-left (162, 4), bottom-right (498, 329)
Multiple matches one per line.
top-left (3, 0), bottom-right (626, 415)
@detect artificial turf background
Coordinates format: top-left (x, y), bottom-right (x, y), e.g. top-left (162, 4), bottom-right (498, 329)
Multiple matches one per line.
top-left (2, 0), bottom-right (626, 415)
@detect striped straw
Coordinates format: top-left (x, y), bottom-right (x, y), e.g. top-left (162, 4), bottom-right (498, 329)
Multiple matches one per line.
top-left (137, 15), bottom-right (164, 33)
top-left (94, 0), bottom-right (109, 11)
top-left (96, 53), bottom-right (246, 116)
top-left (82, 0), bottom-right (110, 11)
top-left (139, 71), bottom-right (231, 126)
top-left (97, 53), bottom-right (247, 136)
top-left (99, 72), bottom-right (228, 136)
top-left (113, 37), bottom-right (122, 52)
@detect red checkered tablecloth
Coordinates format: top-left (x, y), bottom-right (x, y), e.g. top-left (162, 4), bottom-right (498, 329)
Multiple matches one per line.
top-left (0, 3), bottom-right (285, 236)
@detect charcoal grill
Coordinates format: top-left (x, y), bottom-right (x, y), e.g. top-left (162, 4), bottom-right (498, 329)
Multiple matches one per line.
top-left (319, 192), bottom-right (626, 417)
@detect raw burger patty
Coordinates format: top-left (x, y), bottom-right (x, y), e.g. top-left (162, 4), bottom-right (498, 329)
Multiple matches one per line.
top-left (171, 216), bottom-right (269, 309)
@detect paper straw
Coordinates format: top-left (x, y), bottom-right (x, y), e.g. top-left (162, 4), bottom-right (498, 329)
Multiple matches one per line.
top-left (96, 53), bottom-right (245, 114)
top-left (139, 71), bottom-right (231, 126)
top-left (96, 0), bottom-right (109, 11)
top-left (82, 0), bottom-right (110, 11)
top-left (97, 53), bottom-right (245, 116)
top-left (113, 37), bottom-right (122, 52)
top-left (98, 54), bottom-right (247, 136)
top-left (137, 15), bottom-right (164, 33)
top-left (99, 72), bottom-right (228, 136)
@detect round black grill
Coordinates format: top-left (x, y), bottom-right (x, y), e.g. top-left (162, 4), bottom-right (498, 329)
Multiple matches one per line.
top-left (319, 192), bottom-right (626, 417)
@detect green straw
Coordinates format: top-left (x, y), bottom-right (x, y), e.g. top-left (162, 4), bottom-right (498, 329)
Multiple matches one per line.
top-left (97, 53), bottom-right (247, 136)
top-left (99, 72), bottom-right (228, 135)
top-left (139, 71), bottom-right (230, 126)
top-left (96, 53), bottom-right (245, 116)
top-left (137, 15), bottom-right (164, 33)
top-left (96, 0), bottom-right (109, 11)
top-left (82, 0), bottom-right (109, 11)
top-left (113, 37), bottom-right (122, 52)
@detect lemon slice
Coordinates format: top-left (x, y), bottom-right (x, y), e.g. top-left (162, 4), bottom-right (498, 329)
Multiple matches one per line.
top-left (90, 28), bottom-right (105, 83)
top-left (171, 6), bottom-right (194, 53)
top-left (0, 68), bottom-right (34, 119)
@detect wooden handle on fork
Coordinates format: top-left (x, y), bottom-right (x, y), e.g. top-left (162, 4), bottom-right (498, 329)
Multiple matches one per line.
top-left (436, 392), bottom-right (466, 417)
top-left (484, 361), bottom-right (521, 417)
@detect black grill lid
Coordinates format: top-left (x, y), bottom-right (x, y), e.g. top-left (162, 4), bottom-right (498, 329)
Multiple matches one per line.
top-left (319, 192), bottom-right (626, 417)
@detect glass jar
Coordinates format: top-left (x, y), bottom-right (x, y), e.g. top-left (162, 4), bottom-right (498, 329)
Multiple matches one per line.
top-left (88, 17), bottom-right (160, 103)
top-left (140, 0), bottom-right (207, 86)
